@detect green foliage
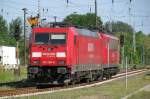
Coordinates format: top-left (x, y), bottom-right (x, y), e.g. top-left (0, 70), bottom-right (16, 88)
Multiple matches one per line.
top-left (63, 13), bottom-right (103, 29)
top-left (18, 40), bottom-right (26, 64)
top-left (143, 35), bottom-right (150, 65)
top-left (0, 15), bottom-right (9, 45)
top-left (19, 73), bottom-right (150, 99)
top-left (0, 16), bottom-right (16, 46)
top-left (0, 15), bottom-right (8, 35)
top-left (0, 67), bottom-right (27, 83)
top-left (0, 16), bottom-right (26, 65)
top-left (104, 21), bottom-right (150, 65)
top-left (128, 91), bottom-right (150, 99)
top-left (9, 17), bottom-right (22, 41)
top-left (104, 21), bottom-right (134, 35)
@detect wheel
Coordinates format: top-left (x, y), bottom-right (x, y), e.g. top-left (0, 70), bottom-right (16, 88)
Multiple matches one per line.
top-left (86, 78), bottom-right (90, 83)
top-left (106, 74), bottom-right (111, 79)
top-left (71, 80), bottom-right (76, 85)
top-left (98, 73), bottom-right (104, 81)
top-left (64, 82), bottom-right (69, 86)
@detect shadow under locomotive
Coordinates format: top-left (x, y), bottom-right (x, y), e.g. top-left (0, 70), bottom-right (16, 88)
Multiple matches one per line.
top-left (0, 79), bottom-right (37, 88)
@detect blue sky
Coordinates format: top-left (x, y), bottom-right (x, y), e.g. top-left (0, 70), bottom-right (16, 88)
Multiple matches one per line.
top-left (0, 0), bottom-right (150, 34)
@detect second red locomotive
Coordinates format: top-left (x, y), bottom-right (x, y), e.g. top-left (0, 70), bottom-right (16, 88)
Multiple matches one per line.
top-left (28, 23), bottom-right (120, 84)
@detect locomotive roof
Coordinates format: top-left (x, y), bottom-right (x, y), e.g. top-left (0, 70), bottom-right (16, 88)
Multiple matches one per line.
top-left (32, 23), bottom-right (118, 40)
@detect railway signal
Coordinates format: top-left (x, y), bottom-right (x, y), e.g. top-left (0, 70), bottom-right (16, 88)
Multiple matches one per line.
top-left (15, 24), bottom-right (21, 76)
top-left (120, 34), bottom-right (124, 47)
top-left (120, 34), bottom-right (125, 68)
top-left (14, 24), bottom-right (21, 41)
top-left (27, 17), bottom-right (39, 28)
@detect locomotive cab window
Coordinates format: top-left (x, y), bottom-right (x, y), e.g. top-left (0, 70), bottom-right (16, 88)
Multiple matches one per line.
top-left (35, 33), bottom-right (49, 44)
top-left (50, 34), bottom-right (66, 45)
top-left (34, 33), bottom-right (66, 45)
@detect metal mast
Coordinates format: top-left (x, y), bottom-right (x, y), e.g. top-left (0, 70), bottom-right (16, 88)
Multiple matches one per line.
top-left (38, 0), bottom-right (41, 25)
top-left (22, 8), bottom-right (27, 65)
top-left (95, 0), bottom-right (98, 27)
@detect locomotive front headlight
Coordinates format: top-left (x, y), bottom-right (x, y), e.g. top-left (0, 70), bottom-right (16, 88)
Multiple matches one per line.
top-left (33, 60), bottom-right (40, 64)
top-left (58, 60), bottom-right (65, 64)
top-left (32, 52), bottom-right (42, 57)
top-left (56, 52), bottom-right (66, 57)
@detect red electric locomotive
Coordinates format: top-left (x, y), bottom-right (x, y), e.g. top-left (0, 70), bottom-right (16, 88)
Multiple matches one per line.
top-left (28, 23), bottom-right (119, 84)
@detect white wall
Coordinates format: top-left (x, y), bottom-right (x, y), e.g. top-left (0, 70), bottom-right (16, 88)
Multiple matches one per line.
top-left (0, 46), bottom-right (18, 69)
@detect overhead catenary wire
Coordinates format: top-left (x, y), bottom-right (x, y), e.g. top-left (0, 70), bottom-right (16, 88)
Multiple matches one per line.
top-left (0, 0), bottom-right (149, 17)
top-left (0, 0), bottom-right (150, 34)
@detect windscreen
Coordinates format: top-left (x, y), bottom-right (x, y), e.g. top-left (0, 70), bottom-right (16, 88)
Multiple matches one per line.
top-left (50, 34), bottom-right (66, 44)
top-left (35, 33), bottom-right (66, 45)
top-left (35, 33), bottom-right (49, 44)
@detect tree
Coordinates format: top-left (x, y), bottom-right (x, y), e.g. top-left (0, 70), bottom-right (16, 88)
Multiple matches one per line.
top-left (0, 15), bottom-right (9, 44)
top-left (63, 13), bottom-right (103, 29)
top-left (104, 21), bottom-right (134, 35)
top-left (134, 31), bottom-right (145, 64)
top-left (9, 17), bottom-right (22, 41)
top-left (143, 35), bottom-right (150, 65)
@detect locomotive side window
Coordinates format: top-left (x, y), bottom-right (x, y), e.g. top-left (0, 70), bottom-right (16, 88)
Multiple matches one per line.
top-left (35, 33), bottom-right (49, 44)
top-left (0, 56), bottom-right (2, 62)
top-left (74, 36), bottom-right (76, 44)
top-left (76, 29), bottom-right (99, 38)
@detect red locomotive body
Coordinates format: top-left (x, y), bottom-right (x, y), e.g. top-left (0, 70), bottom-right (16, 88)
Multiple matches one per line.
top-left (28, 25), bottom-right (119, 84)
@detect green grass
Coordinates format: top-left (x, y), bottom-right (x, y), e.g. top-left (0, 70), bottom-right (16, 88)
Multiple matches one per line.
top-left (0, 66), bottom-right (27, 83)
top-left (14, 71), bottom-right (150, 99)
top-left (128, 91), bottom-right (150, 99)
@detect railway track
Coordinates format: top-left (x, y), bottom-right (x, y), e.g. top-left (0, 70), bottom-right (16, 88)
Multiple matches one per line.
top-left (0, 69), bottom-right (148, 99)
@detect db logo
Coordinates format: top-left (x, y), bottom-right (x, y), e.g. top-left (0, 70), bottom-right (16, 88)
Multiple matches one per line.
top-left (88, 43), bottom-right (95, 52)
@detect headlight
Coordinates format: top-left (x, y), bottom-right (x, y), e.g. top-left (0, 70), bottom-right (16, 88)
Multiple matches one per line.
top-left (32, 52), bottom-right (42, 57)
top-left (33, 60), bottom-right (40, 64)
top-left (56, 52), bottom-right (66, 57)
top-left (58, 60), bottom-right (65, 64)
